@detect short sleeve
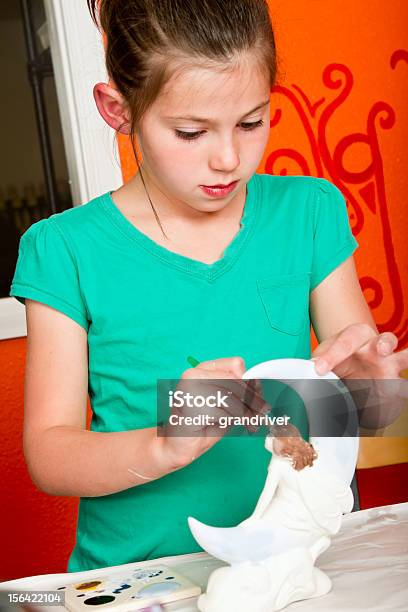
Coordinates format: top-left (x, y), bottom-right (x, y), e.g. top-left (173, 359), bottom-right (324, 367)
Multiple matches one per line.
top-left (9, 218), bottom-right (90, 332)
top-left (310, 178), bottom-right (358, 291)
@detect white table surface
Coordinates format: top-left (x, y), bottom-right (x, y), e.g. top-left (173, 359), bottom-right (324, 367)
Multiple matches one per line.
top-left (1, 502), bottom-right (407, 612)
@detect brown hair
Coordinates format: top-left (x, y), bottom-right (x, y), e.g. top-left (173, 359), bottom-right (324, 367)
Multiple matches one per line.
top-left (87, 0), bottom-right (278, 232)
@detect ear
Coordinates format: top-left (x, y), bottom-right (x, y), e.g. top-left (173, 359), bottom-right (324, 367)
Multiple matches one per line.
top-left (93, 82), bottom-right (131, 134)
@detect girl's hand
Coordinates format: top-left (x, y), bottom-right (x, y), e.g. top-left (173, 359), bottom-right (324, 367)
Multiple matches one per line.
top-left (311, 323), bottom-right (408, 428)
top-left (160, 357), bottom-right (270, 469)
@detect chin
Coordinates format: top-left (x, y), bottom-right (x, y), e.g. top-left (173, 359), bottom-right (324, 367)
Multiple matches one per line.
top-left (194, 200), bottom-right (231, 213)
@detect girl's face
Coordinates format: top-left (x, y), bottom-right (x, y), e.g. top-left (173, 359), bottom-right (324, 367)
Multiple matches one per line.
top-left (136, 54), bottom-right (271, 214)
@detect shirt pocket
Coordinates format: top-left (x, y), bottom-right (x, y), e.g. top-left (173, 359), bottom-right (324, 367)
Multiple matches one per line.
top-left (256, 272), bottom-right (311, 336)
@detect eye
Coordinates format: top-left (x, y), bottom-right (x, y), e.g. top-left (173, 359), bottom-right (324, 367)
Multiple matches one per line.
top-left (175, 130), bottom-right (205, 141)
top-left (174, 119), bottom-right (264, 142)
top-left (239, 119), bottom-right (264, 130)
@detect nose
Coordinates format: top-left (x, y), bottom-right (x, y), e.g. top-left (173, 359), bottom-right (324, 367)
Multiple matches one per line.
top-left (209, 133), bottom-right (240, 173)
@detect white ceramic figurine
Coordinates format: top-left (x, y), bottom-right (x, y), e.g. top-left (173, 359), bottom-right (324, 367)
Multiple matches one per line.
top-left (188, 358), bottom-right (359, 612)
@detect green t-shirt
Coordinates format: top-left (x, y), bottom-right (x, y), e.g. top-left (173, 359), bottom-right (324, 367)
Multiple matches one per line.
top-left (10, 173), bottom-right (358, 571)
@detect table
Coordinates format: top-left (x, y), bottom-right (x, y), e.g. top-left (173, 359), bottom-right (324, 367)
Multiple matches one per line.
top-left (1, 503), bottom-right (407, 611)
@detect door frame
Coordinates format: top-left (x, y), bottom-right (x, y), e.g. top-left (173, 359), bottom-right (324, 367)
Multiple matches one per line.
top-left (1, 0), bottom-right (122, 340)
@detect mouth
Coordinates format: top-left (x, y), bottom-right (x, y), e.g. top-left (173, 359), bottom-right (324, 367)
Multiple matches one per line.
top-left (199, 180), bottom-right (239, 198)
top-left (202, 180), bottom-right (237, 188)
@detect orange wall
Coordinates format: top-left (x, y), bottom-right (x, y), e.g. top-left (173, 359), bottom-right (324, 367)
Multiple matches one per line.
top-left (1, 0), bottom-right (407, 581)
top-left (0, 338), bottom-right (89, 580)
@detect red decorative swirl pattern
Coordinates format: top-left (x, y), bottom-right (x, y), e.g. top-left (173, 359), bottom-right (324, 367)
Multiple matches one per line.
top-left (264, 55), bottom-right (407, 347)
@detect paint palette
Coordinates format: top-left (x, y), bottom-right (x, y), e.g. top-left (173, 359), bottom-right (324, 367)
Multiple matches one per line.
top-left (62, 565), bottom-right (201, 611)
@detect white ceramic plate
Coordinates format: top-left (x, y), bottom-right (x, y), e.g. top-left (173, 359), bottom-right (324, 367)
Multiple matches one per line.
top-left (243, 358), bottom-right (359, 487)
top-left (243, 357), bottom-right (337, 381)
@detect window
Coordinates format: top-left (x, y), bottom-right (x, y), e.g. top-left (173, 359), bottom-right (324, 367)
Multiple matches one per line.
top-left (0, 0), bottom-right (122, 340)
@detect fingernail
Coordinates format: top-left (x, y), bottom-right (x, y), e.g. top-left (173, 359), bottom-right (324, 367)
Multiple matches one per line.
top-left (377, 341), bottom-right (391, 355)
top-left (314, 359), bottom-right (329, 375)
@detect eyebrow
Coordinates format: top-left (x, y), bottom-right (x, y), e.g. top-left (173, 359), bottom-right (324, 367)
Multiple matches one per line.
top-left (163, 100), bottom-right (270, 124)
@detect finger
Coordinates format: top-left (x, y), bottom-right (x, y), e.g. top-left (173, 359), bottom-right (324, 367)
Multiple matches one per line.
top-left (376, 377), bottom-right (408, 400)
top-left (241, 404), bottom-right (264, 432)
top-left (182, 367), bottom-right (237, 381)
top-left (313, 323), bottom-right (377, 375)
top-left (249, 378), bottom-right (264, 396)
top-left (376, 332), bottom-right (399, 356)
top-left (239, 383), bottom-right (260, 429)
top-left (197, 357), bottom-right (246, 377)
top-left (212, 378), bottom-right (268, 418)
top-left (172, 379), bottom-right (265, 434)
top-left (311, 334), bottom-right (339, 360)
top-left (183, 372), bottom-right (270, 419)
top-left (201, 377), bottom-right (271, 418)
top-left (336, 334), bottom-right (401, 378)
top-left (177, 376), bottom-right (249, 419)
top-left (245, 378), bottom-right (264, 399)
top-left (241, 384), bottom-right (271, 416)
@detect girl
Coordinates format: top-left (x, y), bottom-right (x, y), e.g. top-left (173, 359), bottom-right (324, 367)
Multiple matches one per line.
top-left (10, 0), bottom-right (407, 572)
